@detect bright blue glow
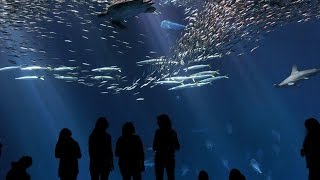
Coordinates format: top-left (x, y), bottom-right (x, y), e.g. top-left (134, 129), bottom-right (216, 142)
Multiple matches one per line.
top-left (160, 20), bottom-right (186, 30)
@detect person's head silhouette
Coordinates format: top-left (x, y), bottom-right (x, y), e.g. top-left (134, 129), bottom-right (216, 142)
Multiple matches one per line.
top-left (157, 114), bottom-right (172, 130)
top-left (18, 156), bottom-right (32, 169)
top-left (95, 117), bottom-right (109, 131)
top-left (122, 122), bottom-right (135, 136)
top-left (229, 168), bottom-right (245, 180)
top-left (59, 128), bottom-right (72, 140)
top-left (305, 118), bottom-right (319, 132)
top-left (198, 170), bottom-right (209, 180)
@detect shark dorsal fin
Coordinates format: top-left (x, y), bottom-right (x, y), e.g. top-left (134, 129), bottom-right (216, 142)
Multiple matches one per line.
top-left (291, 65), bottom-right (298, 74)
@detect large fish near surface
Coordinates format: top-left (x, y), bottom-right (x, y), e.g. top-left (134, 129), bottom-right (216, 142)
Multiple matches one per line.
top-left (98, 0), bottom-right (156, 28)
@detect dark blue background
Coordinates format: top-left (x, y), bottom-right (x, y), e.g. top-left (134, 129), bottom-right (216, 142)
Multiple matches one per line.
top-left (0, 2), bottom-right (320, 180)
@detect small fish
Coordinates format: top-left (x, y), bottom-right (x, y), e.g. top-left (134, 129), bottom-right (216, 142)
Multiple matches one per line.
top-left (53, 66), bottom-right (78, 71)
top-left (184, 64), bottom-right (211, 71)
top-left (250, 46), bottom-right (259, 52)
top-left (15, 76), bottom-right (44, 80)
top-left (54, 75), bottom-right (78, 81)
top-left (91, 76), bottom-right (114, 80)
top-left (82, 35), bottom-right (89, 39)
top-left (20, 66), bottom-right (49, 71)
top-left (250, 159), bottom-right (263, 174)
top-left (0, 66), bottom-right (20, 71)
top-left (92, 67), bottom-right (121, 72)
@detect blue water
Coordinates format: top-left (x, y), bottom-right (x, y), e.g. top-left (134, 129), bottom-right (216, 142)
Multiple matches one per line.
top-left (1, 2), bottom-right (320, 180)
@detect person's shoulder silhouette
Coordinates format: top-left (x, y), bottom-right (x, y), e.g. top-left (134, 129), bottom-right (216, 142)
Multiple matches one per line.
top-left (301, 118), bottom-right (320, 180)
top-left (198, 170), bottom-right (209, 180)
top-left (89, 117), bottom-right (113, 160)
top-left (55, 128), bottom-right (81, 159)
top-left (116, 122), bottom-right (144, 161)
top-left (229, 169), bottom-right (246, 180)
top-left (6, 156), bottom-right (32, 180)
top-left (89, 117), bottom-right (114, 180)
top-left (55, 128), bottom-right (81, 180)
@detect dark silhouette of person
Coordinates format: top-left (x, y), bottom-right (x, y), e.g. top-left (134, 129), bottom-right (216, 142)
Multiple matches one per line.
top-left (0, 142), bottom-right (2, 158)
top-left (115, 122), bottom-right (145, 180)
top-left (198, 170), bottom-right (209, 180)
top-left (89, 117), bottom-right (114, 180)
top-left (229, 169), bottom-right (246, 180)
top-left (153, 114), bottom-right (180, 180)
top-left (55, 128), bottom-right (82, 180)
top-left (301, 118), bottom-right (320, 180)
top-left (6, 156), bottom-right (32, 180)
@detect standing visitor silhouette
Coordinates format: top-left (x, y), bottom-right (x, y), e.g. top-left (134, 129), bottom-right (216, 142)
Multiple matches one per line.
top-left (301, 118), bottom-right (320, 180)
top-left (115, 122), bottom-right (145, 180)
top-left (153, 114), bottom-right (180, 180)
top-left (89, 117), bottom-right (114, 180)
top-left (55, 128), bottom-right (82, 180)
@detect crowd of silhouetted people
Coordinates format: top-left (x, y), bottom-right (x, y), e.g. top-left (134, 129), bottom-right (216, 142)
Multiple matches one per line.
top-left (1, 115), bottom-right (320, 180)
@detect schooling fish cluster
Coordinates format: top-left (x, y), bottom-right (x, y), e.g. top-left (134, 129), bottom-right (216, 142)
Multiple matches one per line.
top-left (173, 0), bottom-right (320, 64)
top-left (1, 0), bottom-right (320, 96)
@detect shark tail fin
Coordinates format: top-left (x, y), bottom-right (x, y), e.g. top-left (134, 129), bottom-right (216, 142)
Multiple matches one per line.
top-left (291, 65), bottom-right (298, 74)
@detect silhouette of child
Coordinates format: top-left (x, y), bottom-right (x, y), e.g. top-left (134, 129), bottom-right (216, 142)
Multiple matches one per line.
top-left (6, 156), bottom-right (32, 180)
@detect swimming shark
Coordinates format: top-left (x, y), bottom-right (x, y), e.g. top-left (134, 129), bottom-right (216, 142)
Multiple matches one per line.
top-left (274, 65), bottom-right (320, 87)
top-left (98, 0), bottom-right (156, 29)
